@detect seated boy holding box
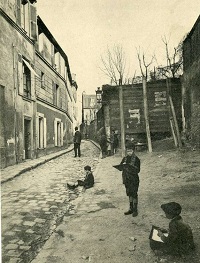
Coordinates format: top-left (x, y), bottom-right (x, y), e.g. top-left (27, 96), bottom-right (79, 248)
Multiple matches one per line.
top-left (150, 202), bottom-right (195, 256)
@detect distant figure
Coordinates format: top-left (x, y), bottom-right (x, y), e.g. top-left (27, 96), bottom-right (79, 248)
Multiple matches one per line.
top-left (110, 130), bottom-right (115, 155)
top-left (99, 133), bottom-right (107, 158)
top-left (151, 202), bottom-right (195, 255)
top-left (113, 132), bottom-right (119, 154)
top-left (107, 137), bottom-right (111, 156)
top-left (73, 127), bottom-right (82, 157)
top-left (120, 141), bottom-right (140, 217)
top-left (67, 165), bottom-right (94, 190)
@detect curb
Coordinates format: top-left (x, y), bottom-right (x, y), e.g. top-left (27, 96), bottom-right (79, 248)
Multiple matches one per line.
top-left (1, 148), bottom-right (74, 184)
top-left (1, 141), bottom-right (101, 184)
top-left (87, 139), bottom-right (101, 150)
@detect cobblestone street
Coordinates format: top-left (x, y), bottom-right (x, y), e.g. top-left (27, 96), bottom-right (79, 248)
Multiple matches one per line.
top-left (1, 141), bottom-right (100, 263)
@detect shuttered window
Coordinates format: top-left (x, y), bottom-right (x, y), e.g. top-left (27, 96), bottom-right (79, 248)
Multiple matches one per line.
top-left (36, 113), bottom-right (47, 149)
top-left (16, 1), bottom-right (37, 41)
top-left (54, 118), bottom-right (64, 146)
top-left (53, 82), bottom-right (59, 107)
top-left (16, 0), bottom-right (21, 25)
top-left (23, 61), bottom-right (31, 99)
top-left (30, 3), bottom-right (37, 41)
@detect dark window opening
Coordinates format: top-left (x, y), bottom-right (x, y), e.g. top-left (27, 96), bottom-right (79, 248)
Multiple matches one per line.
top-left (23, 62), bottom-right (31, 99)
top-left (41, 72), bottom-right (45, 89)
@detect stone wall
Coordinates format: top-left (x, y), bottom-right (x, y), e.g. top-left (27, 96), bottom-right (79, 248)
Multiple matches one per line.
top-left (183, 59), bottom-right (200, 148)
top-left (183, 16), bottom-right (200, 148)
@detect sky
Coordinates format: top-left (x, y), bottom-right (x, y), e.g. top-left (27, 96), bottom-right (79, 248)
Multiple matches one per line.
top-left (37, 0), bottom-right (200, 98)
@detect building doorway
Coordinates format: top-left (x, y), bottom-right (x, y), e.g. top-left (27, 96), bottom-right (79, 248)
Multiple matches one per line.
top-left (24, 118), bottom-right (31, 159)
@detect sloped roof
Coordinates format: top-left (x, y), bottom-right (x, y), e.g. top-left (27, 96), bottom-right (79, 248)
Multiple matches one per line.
top-left (184, 15), bottom-right (200, 43)
top-left (37, 16), bottom-right (73, 85)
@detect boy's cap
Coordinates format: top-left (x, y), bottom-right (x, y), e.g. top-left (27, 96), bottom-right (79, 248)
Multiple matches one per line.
top-left (161, 202), bottom-right (182, 216)
top-left (84, 165), bottom-right (91, 171)
top-left (125, 141), bottom-right (135, 150)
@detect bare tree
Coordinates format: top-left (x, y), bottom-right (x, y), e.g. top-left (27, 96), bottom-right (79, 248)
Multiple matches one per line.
top-left (100, 45), bottom-right (128, 85)
top-left (136, 47), bottom-right (154, 152)
top-left (156, 36), bottom-right (183, 78)
top-left (136, 47), bottom-right (155, 79)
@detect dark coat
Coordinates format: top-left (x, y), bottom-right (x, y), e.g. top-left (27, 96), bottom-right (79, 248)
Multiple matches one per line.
top-left (120, 153), bottom-right (140, 197)
top-left (162, 215), bottom-right (195, 255)
top-left (113, 134), bottom-right (119, 148)
top-left (74, 130), bottom-right (82, 144)
top-left (78, 172), bottom-right (94, 189)
top-left (99, 134), bottom-right (107, 151)
top-left (84, 172), bottom-right (94, 189)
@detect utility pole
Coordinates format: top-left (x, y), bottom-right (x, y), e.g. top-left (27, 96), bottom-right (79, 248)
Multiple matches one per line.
top-left (119, 79), bottom-right (126, 157)
top-left (142, 77), bottom-right (152, 152)
top-left (166, 78), bottom-right (182, 148)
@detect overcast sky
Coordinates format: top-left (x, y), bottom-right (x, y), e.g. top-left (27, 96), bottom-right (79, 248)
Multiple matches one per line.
top-left (37, 0), bottom-right (200, 98)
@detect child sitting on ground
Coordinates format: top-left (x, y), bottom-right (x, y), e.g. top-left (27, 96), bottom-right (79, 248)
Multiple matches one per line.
top-left (150, 202), bottom-right (195, 256)
top-left (67, 165), bottom-right (94, 190)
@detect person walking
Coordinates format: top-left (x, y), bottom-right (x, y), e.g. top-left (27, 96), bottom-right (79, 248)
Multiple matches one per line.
top-left (120, 141), bottom-right (140, 217)
top-left (73, 126), bottom-right (82, 157)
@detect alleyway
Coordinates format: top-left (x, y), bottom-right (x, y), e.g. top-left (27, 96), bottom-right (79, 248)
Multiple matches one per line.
top-left (1, 139), bottom-right (200, 263)
top-left (31, 139), bottom-right (200, 263)
top-left (1, 141), bottom-right (100, 263)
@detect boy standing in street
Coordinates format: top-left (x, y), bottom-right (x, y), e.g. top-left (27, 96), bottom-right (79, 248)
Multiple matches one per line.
top-left (120, 141), bottom-right (140, 217)
top-left (74, 126), bottom-right (82, 157)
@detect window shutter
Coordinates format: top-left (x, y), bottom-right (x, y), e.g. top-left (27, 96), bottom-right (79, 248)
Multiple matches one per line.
top-left (51, 43), bottom-right (55, 66)
top-left (38, 33), bottom-right (44, 54)
top-left (55, 52), bottom-right (61, 73)
top-left (31, 65), bottom-right (36, 101)
top-left (54, 119), bottom-right (58, 146)
top-left (36, 113), bottom-right (39, 149)
top-left (44, 117), bottom-right (47, 148)
top-left (18, 54), bottom-right (23, 95)
top-left (60, 93), bottom-right (62, 108)
top-left (30, 4), bottom-right (37, 41)
top-left (61, 122), bottom-right (63, 146)
top-left (52, 81), bottom-right (55, 105)
top-left (16, 0), bottom-right (21, 25)
top-left (23, 2), bottom-right (30, 34)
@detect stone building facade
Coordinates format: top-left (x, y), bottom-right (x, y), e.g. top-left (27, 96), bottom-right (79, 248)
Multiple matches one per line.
top-left (81, 93), bottom-right (99, 139)
top-left (183, 15), bottom-right (200, 148)
top-left (0, 0), bottom-right (77, 168)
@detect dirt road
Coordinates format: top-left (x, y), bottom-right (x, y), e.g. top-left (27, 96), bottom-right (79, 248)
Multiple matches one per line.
top-left (31, 138), bottom-right (200, 263)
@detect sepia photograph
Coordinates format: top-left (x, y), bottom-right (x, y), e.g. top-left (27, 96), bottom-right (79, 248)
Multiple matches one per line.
top-left (0, 0), bottom-right (200, 262)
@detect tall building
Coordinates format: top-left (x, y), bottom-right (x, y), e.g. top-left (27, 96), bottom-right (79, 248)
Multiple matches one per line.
top-left (82, 93), bottom-right (98, 124)
top-left (182, 15), bottom-right (200, 148)
top-left (0, 1), bottom-right (78, 168)
top-left (82, 93), bottom-right (99, 138)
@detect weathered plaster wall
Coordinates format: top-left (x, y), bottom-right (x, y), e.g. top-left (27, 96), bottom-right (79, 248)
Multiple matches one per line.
top-left (184, 58), bottom-right (200, 148)
top-left (0, 0), bottom-right (16, 21)
top-left (37, 102), bottom-right (72, 157)
top-left (35, 54), bottom-right (69, 112)
top-left (0, 10), bottom-right (35, 167)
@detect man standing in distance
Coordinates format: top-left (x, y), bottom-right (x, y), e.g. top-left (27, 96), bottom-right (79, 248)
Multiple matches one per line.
top-left (74, 127), bottom-right (82, 157)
